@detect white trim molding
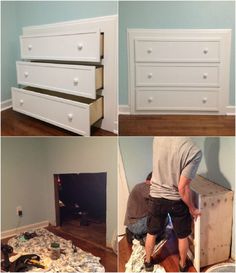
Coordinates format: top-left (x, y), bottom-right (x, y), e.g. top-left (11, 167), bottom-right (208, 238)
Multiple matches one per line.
top-left (1, 99), bottom-right (12, 111)
top-left (119, 105), bottom-right (131, 115)
top-left (226, 105), bottom-right (236, 115)
top-left (1, 220), bottom-right (49, 239)
top-left (128, 29), bottom-right (231, 115)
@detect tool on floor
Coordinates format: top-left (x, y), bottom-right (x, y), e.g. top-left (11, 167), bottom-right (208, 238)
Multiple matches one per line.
top-left (1, 244), bottom-right (13, 272)
top-left (14, 254), bottom-right (44, 272)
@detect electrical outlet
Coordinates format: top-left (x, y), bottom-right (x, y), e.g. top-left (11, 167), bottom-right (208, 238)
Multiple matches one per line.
top-left (16, 206), bottom-right (23, 217)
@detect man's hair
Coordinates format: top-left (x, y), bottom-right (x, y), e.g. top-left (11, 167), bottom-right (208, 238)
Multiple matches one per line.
top-left (146, 172), bottom-right (152, 181)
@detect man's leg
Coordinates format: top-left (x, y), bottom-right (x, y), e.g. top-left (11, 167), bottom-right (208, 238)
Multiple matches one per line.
top-left (178, 237), bottom-right (189, 268)
top-left (145, 233), bottom-right (157, 263)
top-left (170, 200), bottom-right (192, 272)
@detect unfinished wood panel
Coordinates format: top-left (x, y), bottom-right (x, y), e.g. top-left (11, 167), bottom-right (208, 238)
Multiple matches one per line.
top-left (90, 96), bottom-right (103, 125)
top-left (191, 175), bottom-right (233, 268)
top-left (96, 67), bottom-right (103, 90)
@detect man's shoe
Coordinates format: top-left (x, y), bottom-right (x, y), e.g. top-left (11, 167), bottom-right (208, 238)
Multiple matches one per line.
top-left (178, 262), bottom-right (188, 272)
top-left (144, 257), bottom-right (154, 272)
top-left (139, 237), bottom-right (145, 246)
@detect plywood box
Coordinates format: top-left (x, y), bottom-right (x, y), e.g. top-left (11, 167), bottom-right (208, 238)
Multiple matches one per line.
top-left (189, 175), bottom-right (233, 270)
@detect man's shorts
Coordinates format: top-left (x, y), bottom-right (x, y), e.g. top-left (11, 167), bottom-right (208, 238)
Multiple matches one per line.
top-left (147, 196), bottom-right (192, 239)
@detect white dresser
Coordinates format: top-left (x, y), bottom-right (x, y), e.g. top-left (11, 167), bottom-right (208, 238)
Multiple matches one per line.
top-left (12, 16), bottom-right (118, 136)
top-left (128, 29), bottom-right (231, 115)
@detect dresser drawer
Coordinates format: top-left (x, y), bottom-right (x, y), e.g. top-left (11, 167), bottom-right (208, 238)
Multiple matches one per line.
top-left (136, 64), bottom-right (219, 87)
top-left (136, 90), bottom-right (218, 112)
top-left (135, 39), bottom-right (220, 62)
top-left (17, 62), bottom-right (103, 100)
top-left (20, 30), bottom-right (103, 62)
top-left (12, 87), bottom-right (103, 136)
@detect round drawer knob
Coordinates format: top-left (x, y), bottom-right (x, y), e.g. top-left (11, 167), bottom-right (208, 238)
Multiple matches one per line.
top-left (24, 71), bottom-right (29, 78)
top-left (148, 97), bottom-right (153, 103)
top-left (28, 44), bottom-right (32, 51)
top-left (77, 44), bottom-right (83, 50)
top-left (73, 78), bottom-right (79, 85)
top-left (147, 48), bottom-right (152, 54)
top-left (147, 73), bottom-right (153, 79)
top-left (202, 97), bottom-right (207, 103)
top-left (203, 73), bottom-right (208, 79)
top-left (68, 113), bottom-right (73, 121)
top-left (20, 99), bottom-right (24, 106)
top-left (203, 48), bottom-right (208, 54)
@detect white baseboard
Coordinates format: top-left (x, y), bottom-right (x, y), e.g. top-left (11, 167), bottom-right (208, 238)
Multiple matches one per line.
top-left (1, 220), bottom-right (49, 239)
top-left (1, 99), bottom-right (12, 111)
top-left (119, 105), bottom-right (130, 115)
top-left (226, 106), bottom-right (236, 116)
top-left (113, 120), bottom-right (118, 135)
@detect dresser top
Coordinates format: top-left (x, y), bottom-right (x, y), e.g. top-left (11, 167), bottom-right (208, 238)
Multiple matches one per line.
top-left (191, 175), bottom-right (232, 196)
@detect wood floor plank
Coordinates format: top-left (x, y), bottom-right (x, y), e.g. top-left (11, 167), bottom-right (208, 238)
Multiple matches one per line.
top-left (60, 219), bottom-right (106, 248)
top-left (47, 226), bottom-right (117, 272)
top-left (1, 108), bottom-right (116, 136)
top-left (119, 115), bottom-right (235, 136)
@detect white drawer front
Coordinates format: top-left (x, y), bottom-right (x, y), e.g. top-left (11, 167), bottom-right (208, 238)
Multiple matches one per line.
top-left (136, 64), bottom-right (219, 87)
top-left (135, 39), bottom-right (220, 62)
top-left (136, 90), bottom-right (218, 111)
top-left (20, 30), bottom-right (102, 62)
top-left (17, 62), bottom-right (103, 99)
top-left (12, 87), bottom-right (103, 136)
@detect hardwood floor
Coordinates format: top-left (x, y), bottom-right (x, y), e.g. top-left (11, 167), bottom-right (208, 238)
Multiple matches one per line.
top-left (119, 232), bottom-right (234, 272)
top-left (1, 108), bottom-right (116, 136)
top-left (60, 218), bottom-right (106, 248)
top-left (119, 231), bottom-right (196, 272)
top-left (119, 115), bottom-right (235, 136)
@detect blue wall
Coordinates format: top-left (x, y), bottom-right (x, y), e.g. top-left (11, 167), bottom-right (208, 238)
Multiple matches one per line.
top-left (119, 137), bottom-right (153, 191)
top-left (119, 1), bottom-right (235, 106)
top-left (1, 1), bottom-right (118, 102)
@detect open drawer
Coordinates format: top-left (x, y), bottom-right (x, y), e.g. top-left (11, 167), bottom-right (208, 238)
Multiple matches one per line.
top-left (17, 61), bottom-right (103, 100)
top-left (12, 87), bottom-right (103, 136)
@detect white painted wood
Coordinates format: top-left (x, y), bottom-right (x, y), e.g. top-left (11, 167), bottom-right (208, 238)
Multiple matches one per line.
top-left (17, 61), bottom-right (102, 99)
top-left (20, 29), bottom-right (102, 62)
top-left (226, 106), bottom-right (236, 115)
top-left (1, 99), bottom-right (12, 111)
top-left (12, 87), bottom-right (103, 136)
top-left (136, 90), bottom-right (219, 112)
top-left (18, 15), bottom-right (118, 134)
top-left (1, 220), bottom-right (49, 239)
top-left (135, 39), bottom-right (220, 63)
top-left (193, 194), bottom-right (201, 272)
top-left (136, 64), bottom-right (219, 87)
top-left (128, 29), bottom-right (231, 115)
top-left (119, 105), bottom-right (131, 115)
top-left (118, 148), bottom-right (129, 236)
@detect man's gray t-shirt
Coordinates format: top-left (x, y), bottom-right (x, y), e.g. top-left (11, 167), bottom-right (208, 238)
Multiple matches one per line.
top-left (150, 137), bottom-right (202, 200)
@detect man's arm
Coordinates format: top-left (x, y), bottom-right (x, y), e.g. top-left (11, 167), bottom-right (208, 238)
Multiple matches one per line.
top-left (178, 175), bottom-right (201, 220)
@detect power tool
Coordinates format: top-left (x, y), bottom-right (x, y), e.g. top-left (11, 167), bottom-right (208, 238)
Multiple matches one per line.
top-left (14, 254), bottom-right (44, 272)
